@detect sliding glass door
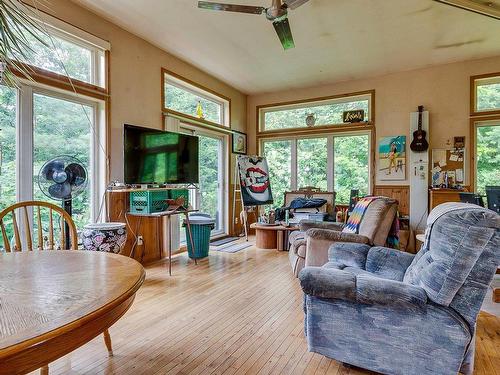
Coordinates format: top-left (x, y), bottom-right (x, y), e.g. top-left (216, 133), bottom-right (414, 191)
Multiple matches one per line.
top-left (197, 133), bottom-right (225, 233)
top-left (177, 124), bottom-right (228, 242)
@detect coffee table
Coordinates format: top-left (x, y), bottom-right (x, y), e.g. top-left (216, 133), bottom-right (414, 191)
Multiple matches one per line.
top-left (250, 223), bottom-right (299, 251)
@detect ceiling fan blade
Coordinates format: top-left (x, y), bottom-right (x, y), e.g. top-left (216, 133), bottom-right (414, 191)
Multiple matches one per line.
top-left (198, 1), bottom-right (265, 15)
top-left (283, 0), bottom-right (310, 10)
top-left (273, 17), bottom-right (295, 50)
top-left (433, 0), bottom-right (500, 20)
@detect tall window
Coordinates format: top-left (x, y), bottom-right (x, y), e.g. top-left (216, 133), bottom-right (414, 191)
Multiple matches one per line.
top-left (262, 133), bottom-right (370, 206)
top-left (33, 93), bottom-right (94, 228)
top-left (259, 91), bottom-right (373, 132)
top-left (0, 14), bottom-right (107, 249)
top-left (0, 87), bottom-right (17, 211)
top-left (163, 70), bottom-right (230, 127)
top-left (262, 140), bottom-right (292, 207)
top-left (333, 135), bottom-right (369, 203)
top-left (471, 73), bottom-right (500, 115)
top-left (474, 120), bottom-right (500, 194)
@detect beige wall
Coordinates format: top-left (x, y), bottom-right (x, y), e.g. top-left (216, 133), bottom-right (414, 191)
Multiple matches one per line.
top-left (247, 55), bottom-right (500, 186)
top-left (45, 0), bottom-right (247, 181)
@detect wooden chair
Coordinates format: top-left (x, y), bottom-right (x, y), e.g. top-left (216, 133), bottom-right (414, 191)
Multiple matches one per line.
top-left (0, 201), bottom-right (114, 374)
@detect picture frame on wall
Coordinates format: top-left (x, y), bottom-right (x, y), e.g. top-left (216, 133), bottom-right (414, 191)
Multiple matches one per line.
top-left (232, 130), bottom-right (247, 155)
top-left (378, 135), bottom-right (407, 181)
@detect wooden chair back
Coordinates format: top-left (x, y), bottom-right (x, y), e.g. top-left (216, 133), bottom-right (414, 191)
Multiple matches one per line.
top-left (0, 201), bottom-right (78, 252)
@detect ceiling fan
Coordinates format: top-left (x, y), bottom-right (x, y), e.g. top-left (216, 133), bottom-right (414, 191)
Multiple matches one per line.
top-left (198, 0), bottom-right (310, 50)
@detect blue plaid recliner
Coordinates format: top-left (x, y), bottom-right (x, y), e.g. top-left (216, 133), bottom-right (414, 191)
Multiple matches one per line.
top-left (299, 203), bottom-right (499, 375)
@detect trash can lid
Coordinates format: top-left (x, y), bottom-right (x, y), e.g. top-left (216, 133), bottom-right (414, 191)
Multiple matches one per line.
top-left (185, 214), bottom-right (216, 225)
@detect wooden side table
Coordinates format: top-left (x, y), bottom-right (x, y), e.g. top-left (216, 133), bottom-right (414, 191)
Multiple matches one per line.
top-left (250, 223), bottom-right (299, 251)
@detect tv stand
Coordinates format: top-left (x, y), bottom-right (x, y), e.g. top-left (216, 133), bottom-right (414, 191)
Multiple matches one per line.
top-left (107, 186), bottom-right (198, 271)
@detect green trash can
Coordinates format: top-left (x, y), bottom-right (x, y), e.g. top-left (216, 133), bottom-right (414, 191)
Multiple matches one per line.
top-left (183, 213), bottom-right (215, 259)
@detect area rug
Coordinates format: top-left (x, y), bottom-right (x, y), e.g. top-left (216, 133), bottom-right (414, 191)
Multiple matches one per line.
top-left (212, 242), bottom-right (253, 253)
top-left (210, 236), bottom-right (239, 246)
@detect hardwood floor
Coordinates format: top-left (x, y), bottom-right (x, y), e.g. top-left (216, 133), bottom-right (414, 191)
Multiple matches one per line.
top-left (38, 246), bottom-right (499, 375)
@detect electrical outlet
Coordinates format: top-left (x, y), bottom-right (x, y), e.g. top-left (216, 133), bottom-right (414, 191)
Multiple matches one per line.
top-left (137, 236), bottom-right (144, 246)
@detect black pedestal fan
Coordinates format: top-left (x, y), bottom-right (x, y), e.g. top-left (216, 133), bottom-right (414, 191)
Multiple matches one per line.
top-left (38, 155), bottom-right (88, 248)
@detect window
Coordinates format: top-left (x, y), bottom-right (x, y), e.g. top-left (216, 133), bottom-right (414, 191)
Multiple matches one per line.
top-left (262, 132), bottom-right (371, 205)
top-left (33, 93), bottom-right (95, 228)
top-left (263, 140), bottom-right (292, 207)
top-left (8, 14), bottom-right (107, 87)
top-left (259, 91), bottom-right (373, 132)
top-left (163, 71), bottom-right (230, 127)
top-left (471, 73), bottom-right (500, 115)
top-left (334, 134), bottom-right (370, 203)
top-left (0, 86), bottom-right (17, 214)
top-left (297, 138), bottom-right (328, 191)
top-left (473, 119), bottom-right (500, 195)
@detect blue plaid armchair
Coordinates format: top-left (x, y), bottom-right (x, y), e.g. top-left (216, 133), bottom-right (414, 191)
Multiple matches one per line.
top-left (299, 203), bottom-right (499, 375)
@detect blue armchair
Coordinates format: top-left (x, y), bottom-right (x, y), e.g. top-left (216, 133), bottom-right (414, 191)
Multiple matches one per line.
top-left (299, 203), bottom-right (499, 375)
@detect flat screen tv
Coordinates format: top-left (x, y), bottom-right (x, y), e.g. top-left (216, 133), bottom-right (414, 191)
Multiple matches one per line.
top-left (124, 124), bottom-right (199, 184)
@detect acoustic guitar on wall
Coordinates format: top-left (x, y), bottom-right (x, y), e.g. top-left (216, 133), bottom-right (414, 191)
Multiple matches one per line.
top-left (410, 105), bottom-right (429, 152)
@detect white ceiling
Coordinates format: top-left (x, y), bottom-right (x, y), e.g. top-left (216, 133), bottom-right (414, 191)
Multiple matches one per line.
top-left (72, 0), bottom-right (500, 94)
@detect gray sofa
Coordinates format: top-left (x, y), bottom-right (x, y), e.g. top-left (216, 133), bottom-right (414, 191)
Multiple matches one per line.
top-left (299, 203), bottom-right (500, 375)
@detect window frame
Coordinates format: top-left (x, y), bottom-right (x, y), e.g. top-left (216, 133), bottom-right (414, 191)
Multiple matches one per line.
top-left (257, 90), bottom-right (375, 134)
top-left (259, 129), bottom-right (373, 204)
top-left (470, 72), bottom-right (500, 117)
top-left (7, 9), bottom-right (109, 98)
top-left (469, 115), bottom-right (500, 193)
top-left (162, 69), bottom-right (231, 130)
top-left (12, 80), bottom-right (106, 223)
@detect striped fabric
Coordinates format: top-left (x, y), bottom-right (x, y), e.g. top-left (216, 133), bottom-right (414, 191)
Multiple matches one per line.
top-left (342, 196), bottom-right (379, 234)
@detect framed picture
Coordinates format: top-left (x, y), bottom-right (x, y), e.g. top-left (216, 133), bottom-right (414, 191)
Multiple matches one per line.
top-left (378, 135), bottom-right (406, 181)
top-left (232, 130), bottom-right (247, 155)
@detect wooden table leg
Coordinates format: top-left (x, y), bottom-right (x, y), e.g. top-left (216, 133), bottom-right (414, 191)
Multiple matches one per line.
top-left (277, 231), bottom-right (284, 251)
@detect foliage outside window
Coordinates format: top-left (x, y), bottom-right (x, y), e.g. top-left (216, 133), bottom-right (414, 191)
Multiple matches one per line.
top-left (473, 75), bottom-right (500, 113)
top-left (263, 140), bottom-right (292, 207)
top-left (164, 73), bottom-right (229, 126)
top-left (33, 93), bottom-right (93, 228)
top-left (334, 135), bottom-right (369, 203)
top-left (475, 122), bottom-right (500, 195)
top-left (262, 134), bottom-right (370, 206)
top-left (260, 93), bottom-right (372, 132)
top-left (297, 138), bottom-right (327, 191)
top-left (7, 17), bottom-right (105, 87)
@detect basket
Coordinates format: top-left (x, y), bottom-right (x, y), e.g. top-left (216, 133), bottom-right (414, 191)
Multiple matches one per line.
top-left (130, 190), bottom-right (168, 214)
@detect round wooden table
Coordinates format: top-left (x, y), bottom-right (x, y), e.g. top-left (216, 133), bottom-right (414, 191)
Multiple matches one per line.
top-left (0, 251), bottom-right (145, 375)
top-left (250, 223), bottom-right (299, 250)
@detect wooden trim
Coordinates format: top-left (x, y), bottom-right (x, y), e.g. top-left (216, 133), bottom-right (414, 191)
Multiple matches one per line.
top-left (257, 123), bottom-right (374, 139)
top-left (469, 115), bottom-right (500, 192)
top-left (256, 89), bottom-right (375, 135)
top-left (470, 72), bottom-right (500, 117)
top-left (11, 63), bottom-right (108, 100)
top-left (373, 185), bottom-right (410, 216)
top-left (161, 68), bottom-right (232, 127)
top-left (164, 109), bottom-right (233, 134)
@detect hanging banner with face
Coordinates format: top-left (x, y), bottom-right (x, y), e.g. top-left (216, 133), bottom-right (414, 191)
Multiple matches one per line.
top-left (237, 155), bottom-right (274, 206)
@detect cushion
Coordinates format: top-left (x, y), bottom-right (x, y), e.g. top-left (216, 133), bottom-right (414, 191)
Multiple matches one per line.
top-left (404, 205), bottom-right (499, 306)
top-left (358, 198), bottom-right (396, 242)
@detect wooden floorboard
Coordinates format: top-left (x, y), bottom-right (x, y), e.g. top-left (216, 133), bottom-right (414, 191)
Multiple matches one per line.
top-left (35, 246), bottom-right (499, 375)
